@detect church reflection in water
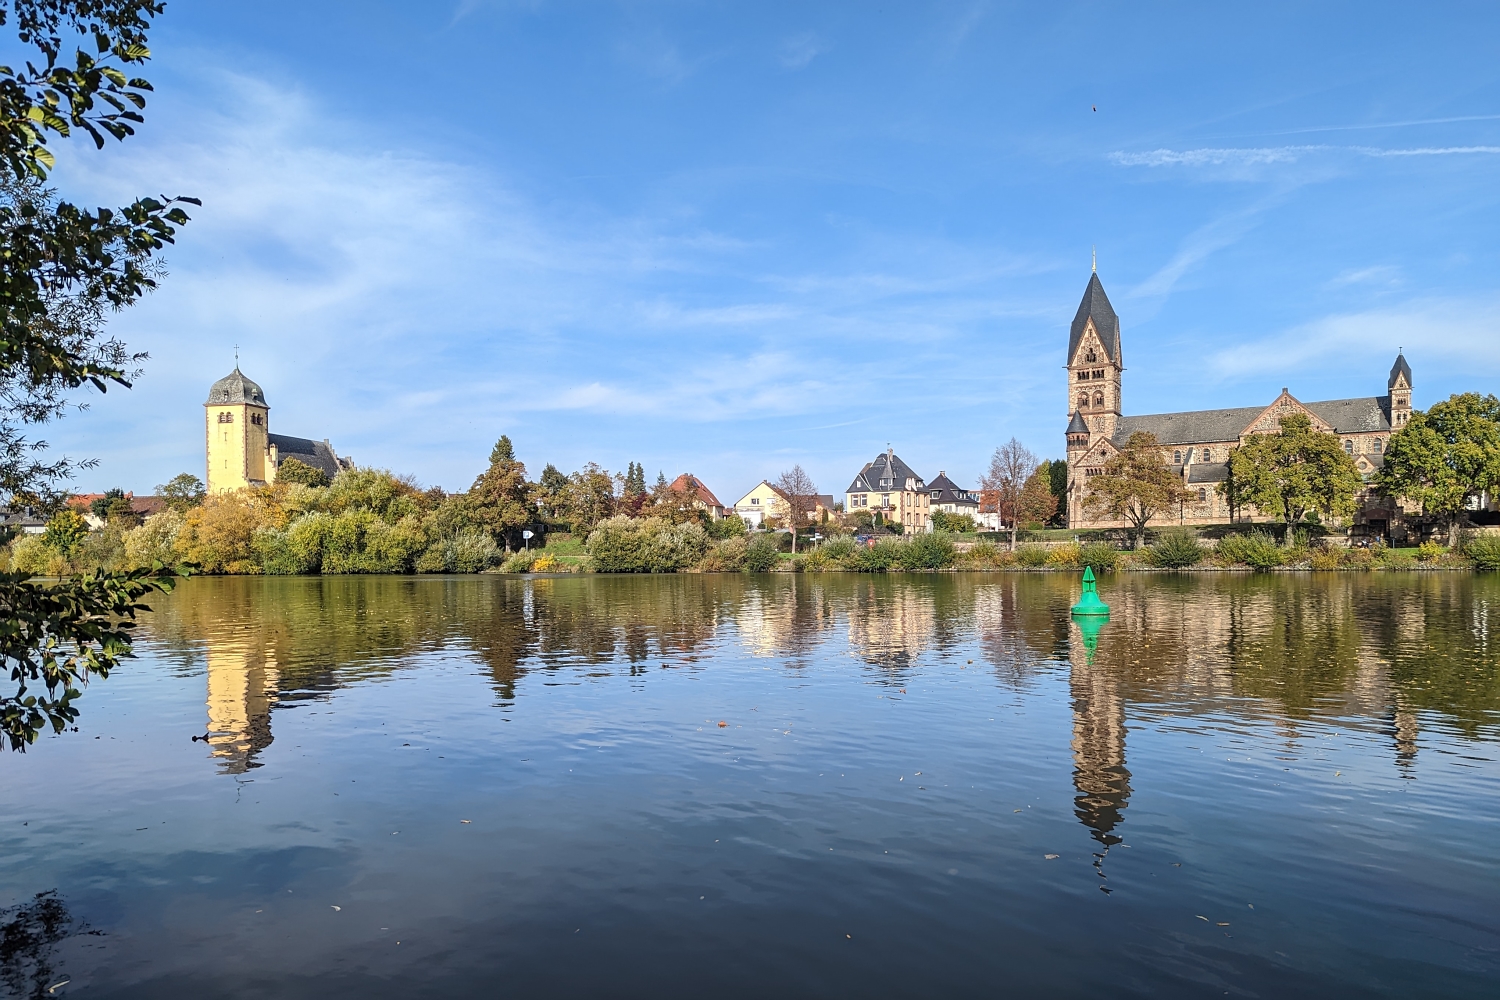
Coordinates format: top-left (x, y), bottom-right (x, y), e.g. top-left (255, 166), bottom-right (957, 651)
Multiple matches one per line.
top-left (152, 573), bottom-right (1497, 812)
top-left (203, 636), bottom-right (279, 773)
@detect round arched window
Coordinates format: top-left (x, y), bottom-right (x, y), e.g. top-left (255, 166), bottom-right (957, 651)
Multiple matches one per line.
top-left (1093, 391), bottom-right (1105, 407)
top-left (1078, 393), bottom-right (1089, 409)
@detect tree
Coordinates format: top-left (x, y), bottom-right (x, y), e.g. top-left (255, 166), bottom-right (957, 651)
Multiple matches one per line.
top-left (1231, 413), bottom-right (1362, 546)
top-left (1044, 458), bottom-right (1069, 526)
top-left (40, 507), bottom-right (86, 555)
top-left (1218, 448), bottom-right (1254, 523)
top-left (536, 463), bottom-right (569, 518)
top-left (88, 487), bottom-right (126, 519)
top-left (1, 2), bottom-right (192, 749)
top-left (1081, 431), bottom-right (1192, 549)
top-left (1017, 465), bottom-right (1058, 529)
top-left (274, 457), bottom-right (329, 488)
top-left (617, 461), bottom-right (647, 515)
top-left (156, 472), bottom-right (204, 511)
top-left (561, 463), bottom-right (616, 532)
top-left (931, 510), bottom-right (976, 533)
top-left (465, 437), bottom-right (533, 551)
top-left (773, 465), bottom-right (818, 554)
top-left (982, 438), bottom-right (1037, 551)
top-left (1379, 393), bottom-right (1500, 546)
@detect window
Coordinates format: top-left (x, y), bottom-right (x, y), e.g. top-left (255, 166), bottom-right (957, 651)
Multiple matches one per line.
top-left (250, 413), bottom-right (263, 426)
top-left (217, 411), bottom-right (234, 424)
top-left (1173, 450), bottom-right (1182, 464)
top-left (1085, 349), bottom-right (1097, 363)
top-left (1078, 371), bottom-right (1088, 381)
top-left (1344, 440), bottom-right (1353, 454)
top-left (1078, 393), bottom-right (1090, 409)
top-left (1092, 369), bottom-right (1104, 379)
top-left (751, 498), bottom-right (759, 504)
top-left (881, 494), bottom-right (891, 506)
top-left (1373, 438), bottom-right (1383, 454)
top-left (1198, 488), bottom-right (1206, 502)
top-left (931, 491), bottom-right (941, 499)
top-left (1202, 448), bottom-right (1211, 461)
top-left (1093, 391), bottom-right (1104, 407)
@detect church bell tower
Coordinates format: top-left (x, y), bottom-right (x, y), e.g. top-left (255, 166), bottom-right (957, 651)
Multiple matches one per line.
top-left (205, 367), bottom-right (271, 493)
top-left (1066, 269), bottom-right (1124, 441)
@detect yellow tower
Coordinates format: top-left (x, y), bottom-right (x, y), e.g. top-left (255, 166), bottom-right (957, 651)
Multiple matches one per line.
top-left (205, 367), bottom-right (271, 493)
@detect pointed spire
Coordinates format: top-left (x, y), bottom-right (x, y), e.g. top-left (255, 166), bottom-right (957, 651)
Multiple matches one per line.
top-left (1069, 272), bottom-right (1121, 366)
top-left (1091, 245), bottom-right (1097, 274)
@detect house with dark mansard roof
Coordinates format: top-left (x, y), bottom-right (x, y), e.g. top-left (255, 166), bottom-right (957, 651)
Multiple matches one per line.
top-left (1064, 271), bottom-right (1410, 536)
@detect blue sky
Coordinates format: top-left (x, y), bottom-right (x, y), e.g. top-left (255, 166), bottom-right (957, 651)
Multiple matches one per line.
top-left (39, 1), bottom-right (1500, 499)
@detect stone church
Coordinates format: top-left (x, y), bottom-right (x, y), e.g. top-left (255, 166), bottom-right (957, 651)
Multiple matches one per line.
top-left (1064, 272), bottom-right (1411, 533)
top-left (205, 367), bottom-right (353, 494)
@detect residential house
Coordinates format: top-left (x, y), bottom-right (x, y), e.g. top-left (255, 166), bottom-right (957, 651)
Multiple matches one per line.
top-left (927, 472), bottom-right (979, 517)
top-left (733, 481), bottom-right (789, 528)
top-left (667, 473), bottom-right (728, 519)
top-left (844, 448), bottom-right (932, 534)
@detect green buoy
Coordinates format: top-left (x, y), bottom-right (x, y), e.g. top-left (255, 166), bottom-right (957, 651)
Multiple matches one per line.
top-left (1071, 565), bottom-right (1110, 617)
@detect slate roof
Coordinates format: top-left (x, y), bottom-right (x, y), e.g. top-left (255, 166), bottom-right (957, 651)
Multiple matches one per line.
top-left (1066, 410), bottom-right (1090, 434)
top-left (1068, 273), bottom-right (1122, 366)
top-left (1388, 353), bottom-right (1412, 389)
top-left (1114, 406), bottom-right (1265, 446)
top-left (1186, 463), bottom-right (1229, 485)
top-left (927, 471), bottom-right (979, 507)
top-left (1112, 396), bottom-right (1394, 447)
top-left (1305, 396), bottom-right (1392, 434)
top-left (205, 367), bottom-right (267, 406)
top-left (270, 434), bottom-right (346, 479)
top-left (846, 450), bottom-right (926, 493)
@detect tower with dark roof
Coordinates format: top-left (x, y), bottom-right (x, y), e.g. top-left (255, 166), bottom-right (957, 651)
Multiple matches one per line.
top-left (205, 367), bottom-right (272, 492)
top-left (1066, 272), bottom-right (1124, 444)
top-left (204, 367), bottom-right (353, 494)
top-left (1388, 352), bottom-right (1413, 429)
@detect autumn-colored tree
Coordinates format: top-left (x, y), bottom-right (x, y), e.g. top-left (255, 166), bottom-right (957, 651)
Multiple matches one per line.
top-left (773, 465), bottom-right (819, 554)
top-left (1082, 431), bottom-right (1192, 549)
top-left (465, 436), bottom-right (534, 552)
top-left (982, 438), bottom-right (1038, 551)
top-left (1016, 465), bottom-right (1059, 529)
top-left (562, 463), bottom-right (617, 532)
top-left (1231, 413), bottom-right (1362, 546)
top-left (1379, 393), bottom-right (1500, 546)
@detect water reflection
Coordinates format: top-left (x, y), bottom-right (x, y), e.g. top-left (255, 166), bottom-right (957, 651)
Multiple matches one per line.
top-left (139, 573), bottom-right (1500, 783)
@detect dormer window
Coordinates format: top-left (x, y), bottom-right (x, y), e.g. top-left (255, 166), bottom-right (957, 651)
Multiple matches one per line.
top-left (1085, 349), bottom-right (1097, 363)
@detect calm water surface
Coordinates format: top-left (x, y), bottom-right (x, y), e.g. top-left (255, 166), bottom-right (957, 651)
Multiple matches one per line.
top-left (3, 573), bottom-right (1498, 998)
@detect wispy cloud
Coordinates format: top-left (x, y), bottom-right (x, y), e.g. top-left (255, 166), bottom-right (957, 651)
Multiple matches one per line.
top-left (779, 31), bottom-right (827, 70)
top-left (1112, 144), bottom-right (1500, 168)
top-left (1209, 299), bottom-right (1500, 381)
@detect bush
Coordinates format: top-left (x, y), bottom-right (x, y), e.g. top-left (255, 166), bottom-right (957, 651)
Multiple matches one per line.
top-left (500, 550), bottom-right (536, 573)
top-left (1046, 543), bottom-right (1081, 569)
top-left (1416, 540), bottom-right (1448, 562)
top-left (822, 536), bottom-right (859, 562)
top-left (1078, 542), bottom-right (1119, 573)
top-left (895, 533), bottom-right (956, 570)
top-left (1467, 534), bottom-right (1500, 571)
top-left (1014, 543), bottom-right (1049, 567)
top-left (931, 510), bottom-right (977, 533)
top-left (707, 514), bottom-right (748, 540)
top-left (853, 538), bottom-right (902, 572)
top-left (8, 534), bottom-right (61, 575)
top-left (742, 534), bottom-right (780, 572)
top-left (1374, 546), bottom-right (1413, 569)
top-left (124, 509), bottom-right (186, 568)
top-left (698, 536), bottom-right (749, 572)
top-left (1217, 531), bottom-right (1282, 569)
top-left (1309, 546), bottom-right (1343, 570)
top-left (417, 529), bottom-right (501, 573)
top-left (531, 553), bottom-right (559, 572)
top-left (1147, 529), bottom-right (1203, 568)
top-left (960, 540), bottom-right (1011, 569)
top-left (585, 516), bottom-right (707, 573)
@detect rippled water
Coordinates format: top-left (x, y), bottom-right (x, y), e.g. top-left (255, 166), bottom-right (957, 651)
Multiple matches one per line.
top-left (3, 573), bottom-right (1498, 998)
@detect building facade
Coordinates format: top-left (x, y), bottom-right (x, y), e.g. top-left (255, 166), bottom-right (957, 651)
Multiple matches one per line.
top-left (845, 448), bottom-right (932, 534)
top-left (1063, 273), bottom-right (1412, 532)
top-left (205, 367), bottom-right (353, 494)
top-left (733, 481), bottom-right (789, 528)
